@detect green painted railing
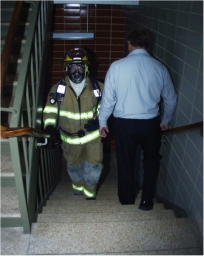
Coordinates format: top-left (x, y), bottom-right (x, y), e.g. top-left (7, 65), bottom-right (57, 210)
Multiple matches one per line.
top-left (0, 1), bottom-right (57, 234)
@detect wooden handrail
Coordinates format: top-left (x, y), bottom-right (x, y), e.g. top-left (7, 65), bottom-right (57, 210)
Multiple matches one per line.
top-left (1, 121), bottom-right (202, 139)
top-left (1, 1), bottom-right (23, 94)
top-left (0, 125), bottom-right (50, 139)
top-left (162, 121), bottom-right (203, 135)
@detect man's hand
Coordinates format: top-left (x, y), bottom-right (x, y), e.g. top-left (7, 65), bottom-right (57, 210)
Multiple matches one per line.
top-left (160, 123), bottom-right (169, 130)
top-left (99, 126), bottom-right (109, 138)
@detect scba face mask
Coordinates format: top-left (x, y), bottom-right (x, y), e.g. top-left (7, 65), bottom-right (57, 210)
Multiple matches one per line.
top-left (67, 63), bottom-right (86, 84)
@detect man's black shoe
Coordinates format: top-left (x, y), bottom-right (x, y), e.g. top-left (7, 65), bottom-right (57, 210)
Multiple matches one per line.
top-left (139, 200), bottom-right (154, 211)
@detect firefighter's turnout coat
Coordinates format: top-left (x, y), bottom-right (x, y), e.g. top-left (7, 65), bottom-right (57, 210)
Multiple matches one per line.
top-left (43, 75), bottom-right (104, 163)
top-left (43, 76), bottom-right (104, 197)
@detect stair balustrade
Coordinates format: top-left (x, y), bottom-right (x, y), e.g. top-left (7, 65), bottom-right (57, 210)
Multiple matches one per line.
top-left (1, 1), bottom-right (23, 94)
top-left (0, 1), bottom-right (54, 233)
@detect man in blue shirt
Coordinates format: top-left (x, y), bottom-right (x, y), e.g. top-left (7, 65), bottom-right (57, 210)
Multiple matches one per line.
top-left (98, 29), bottom-right (177, 210)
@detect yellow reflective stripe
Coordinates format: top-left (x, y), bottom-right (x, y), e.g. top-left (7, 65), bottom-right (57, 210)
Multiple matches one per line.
top-left (72, 184), bottom-right (84, 191)
top-left (44, 118), bottom-right (56, 127)
top-left (61, 130), bottom-right (99, 145)
top-left (60, 110), bottom-right (93, 120)
top-left (43, 106), bottom-right (58, 114)
top-left (83, 187), bottom-right (96, 198)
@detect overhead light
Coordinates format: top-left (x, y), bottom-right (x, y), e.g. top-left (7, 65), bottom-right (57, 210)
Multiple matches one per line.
top-left (51, 32), bottom-right (94, 40)
top-left (51, 4), bottom-right (95, 40)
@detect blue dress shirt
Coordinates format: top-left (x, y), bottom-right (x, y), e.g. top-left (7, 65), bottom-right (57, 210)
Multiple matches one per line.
top-left (99, 49), bottom-right (177, 127)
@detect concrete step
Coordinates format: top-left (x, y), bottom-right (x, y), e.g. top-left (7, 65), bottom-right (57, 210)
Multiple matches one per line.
top-left (45, 197), bottom-right (144, 207)
top-left (1, 152), bottom-right (14, 177)
top-left (51, 187), bottom-right (127, 196)
top-left (53, 181), bottom-right (119, 190)
top-left (49, 192), bottom-right (122, 200)
top-left (28, 218), bottom-right (200, 254)
top-left (42, 202), bottom-right (165, 214)
top-left (1, 187), bottom-right (21, 217)
top-left (38, 208), bottom-right (176, 223)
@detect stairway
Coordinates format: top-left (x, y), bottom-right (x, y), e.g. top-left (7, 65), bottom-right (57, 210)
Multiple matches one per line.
top-left (1, 1), bottom-right (32, 113)
top-left (0, 2), bottom-right (202, 254)
top-left (26, 149), bottom-right (202, 255)
top-left (1, 1), bottom-right (33, 229)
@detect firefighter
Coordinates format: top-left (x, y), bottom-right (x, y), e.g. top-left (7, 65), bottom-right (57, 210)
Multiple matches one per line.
top-left (43, 46), bottom-right (104, 199)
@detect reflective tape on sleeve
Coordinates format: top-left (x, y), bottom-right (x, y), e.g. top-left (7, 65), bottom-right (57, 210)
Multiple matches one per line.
top-left (43, 106), bottom-right (58, 114)
top-left (44, 118), bottom-right (56, 127)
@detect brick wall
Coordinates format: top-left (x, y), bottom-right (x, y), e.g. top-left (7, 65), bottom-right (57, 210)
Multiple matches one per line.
top-left (46, 4), bottom-right (127, 90)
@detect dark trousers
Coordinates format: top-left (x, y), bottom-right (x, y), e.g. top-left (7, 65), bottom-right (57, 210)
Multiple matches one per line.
top-left (114, 117), bottom-right (162, 205)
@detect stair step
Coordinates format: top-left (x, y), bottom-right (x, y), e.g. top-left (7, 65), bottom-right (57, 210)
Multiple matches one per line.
top-left (38, 208), bottom-right (176, 223)
top-left (51, 187), bottom-right (119, 195)
top-left (1, 152), bottom-right (14, 177)
top-left (1, 96), bottom-right (27, 109)
top-left (4, 74), bottom-right (18, 86)
top-left (1, 21), bottom-right (30, 26)
top-left (42, 202), bottom-right (165, 214)
top-left (1, 187), bottom-right (21, 216)
top-left (0, 139), bottom-right (10, 153)
top-left (28, 218), bottom-right (200, 254)
top-left (50, 192), bottom-right (120, 200)
top-left (45, 198), bottom-right (146, 207)
top-left (1, 37), bottom-right (26, 44)
top-left (54, 181), bottom-right (119, 190)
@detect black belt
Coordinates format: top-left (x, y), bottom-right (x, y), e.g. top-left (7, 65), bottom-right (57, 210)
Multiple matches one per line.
top-left (59, 127), bottom-right (86, 138)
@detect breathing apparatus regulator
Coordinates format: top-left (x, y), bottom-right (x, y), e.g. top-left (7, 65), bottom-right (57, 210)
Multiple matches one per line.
top-left (49, 46), bottom-right (102, 138)
top-left (49, 81), bottom-right (67, 105)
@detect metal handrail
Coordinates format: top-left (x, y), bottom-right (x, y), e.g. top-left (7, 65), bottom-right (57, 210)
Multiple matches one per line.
top-left (0, 1), bottom-right (23, 95)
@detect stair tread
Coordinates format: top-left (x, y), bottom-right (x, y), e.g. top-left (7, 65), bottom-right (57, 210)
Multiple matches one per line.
top-left (1, 187), bottom-right (20, 215)
top-left (1, 152), bottom-right (14, 176)
top-left (42, 202), bottom-right (165, 214)
top-left (29, 218), bottom-right (200, 254)
top-left (1, 37), bottom-right (26, 43)
top-left (47, 190), bottom-right (142, 205)
top-left (38, 208), bottom-right (176, 223)
top-left (49, 193), bottom-right (126, 200)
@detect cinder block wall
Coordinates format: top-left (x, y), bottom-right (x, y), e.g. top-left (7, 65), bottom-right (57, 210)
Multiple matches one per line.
top-left (125, 1), bottom-right (203, 235)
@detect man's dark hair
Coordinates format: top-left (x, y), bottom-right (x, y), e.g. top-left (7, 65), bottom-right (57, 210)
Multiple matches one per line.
top-left (126, 28), bottom-right (152, 48)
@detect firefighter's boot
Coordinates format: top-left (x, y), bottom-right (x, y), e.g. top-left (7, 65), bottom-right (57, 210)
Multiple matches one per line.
top-left (72, 180), bottom-right (84, 195)
top-left (84, 184), bottom-right (97, 200)
top-left (67, 164), bottom-right (84, 195)
top-left (83, 161), bottom-right (103, 199)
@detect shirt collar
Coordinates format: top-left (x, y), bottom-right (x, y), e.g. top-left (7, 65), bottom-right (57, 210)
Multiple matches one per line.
top-left (128, 48), bottom-right (149, 56)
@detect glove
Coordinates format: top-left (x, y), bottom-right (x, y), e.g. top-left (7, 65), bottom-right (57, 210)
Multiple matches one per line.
top-left (44, 125), bottom-right (57, 142)
top-left (84, 118), bottom-right (99, 132)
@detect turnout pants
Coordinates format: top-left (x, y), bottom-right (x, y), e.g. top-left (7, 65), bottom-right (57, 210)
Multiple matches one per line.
top-left (62, 137), bottom-right (103, 197)
top-left (114, 117), bottom-right (162, 205)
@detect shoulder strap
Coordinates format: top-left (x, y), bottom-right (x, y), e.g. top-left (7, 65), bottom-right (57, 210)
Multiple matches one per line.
top-left (89, 76), bottom-right (101, 101)
top-left (49, 80), bottom-right (66, 134)
top-left (89, 76), bottom-right (102, 118)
